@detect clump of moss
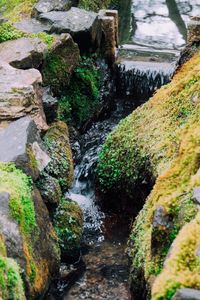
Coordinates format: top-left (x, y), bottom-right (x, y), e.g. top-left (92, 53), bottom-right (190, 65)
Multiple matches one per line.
top-left (0, 162), bottom-right (36, 235)
top-left (0, 22), bottom-right (24, 43)
top-left (54, 198), bottom-right (83, 257)
top-left (0, 256), bottom-right (26, 300)
top-left (152, 213), bottom-right (200, 300)
top-left (58, 56), bottom-right (101, 127)
top-left (30, 32), bottom-right (55, 48)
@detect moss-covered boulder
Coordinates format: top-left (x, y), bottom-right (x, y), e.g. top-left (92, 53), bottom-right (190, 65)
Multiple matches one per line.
top-left (97, 52), bottom-right (200, 298)
top-left (54, 198), bottom-right (83, 259)
top-left (42, 121), bottom-right (74, 191)
top-left (0, 162), bottom-right (60, 299)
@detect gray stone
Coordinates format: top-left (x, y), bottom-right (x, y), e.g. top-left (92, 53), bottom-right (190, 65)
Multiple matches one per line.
top-left (42, 87), bottom-right (58, 123)
top-left (152, 206), bottom-right (171, 230)
top-left (39, 7), bottom-right (97, 49)
top-left (193, 186), bottom-right (200, 205)
top-left (0, 37), bottom-right (47, 69)
top-left (14, 18), bottom-right (51, 34)
top-left (172, 288), bottom-right (200, 300)
top-left (0, 117), bottom-right (50, 179)
top-left (32, 0), bottom-right (77, 17)
top-left (0, 62), bottom-right (47, 130)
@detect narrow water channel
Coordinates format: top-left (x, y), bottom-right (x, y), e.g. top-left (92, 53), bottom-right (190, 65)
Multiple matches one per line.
top-left (45, 1), bottom-right (199, 299)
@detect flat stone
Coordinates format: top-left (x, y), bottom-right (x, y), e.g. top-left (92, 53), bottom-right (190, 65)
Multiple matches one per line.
top-left (0, 117), bottom-right (50, 179)
top-left (172, 288), bottom-right (200, 300)
top-left (32, 0), bottom-right (75, 17)
top-left (0, 62), bottom-right (47, 129)
top-left (39, 7), bottom-right (97, 49)
top-left (15, 18), bottom-right (51, 34)
top-left (193, 186), bottom-right (200, 205)
top-left (0, 37), bottom-right (47, 69)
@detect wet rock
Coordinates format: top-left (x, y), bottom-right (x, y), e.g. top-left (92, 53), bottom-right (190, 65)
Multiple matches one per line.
top-left (37, 172), bottom-right (62, 205)
top-left (193, 186), bottom-right (200, 205)
top-left (32, 0), bottom-right (76, 17)
top-left (42, 87), bottom-right (58, 123)
top-left (15, 18), bottom-right (51, 34)
top-left (0, 37), bottom-right (47, 69)
top-left (53, 198), bottom-right (83, 259)
top-left (172, 288), bottom-right (200, 300)
top-left (42, 33), bottom-right (79, 94)
top-left (39, 7), bottom-right (97, 50)
top-left (43, 121), bottom-right (74, 190)
top-left (0, 117), bottom-right (50, 180)
top-left (0, 62), bottom-right (48, 130)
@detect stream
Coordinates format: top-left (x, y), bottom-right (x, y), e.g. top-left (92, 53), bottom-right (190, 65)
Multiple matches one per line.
top-left (45, 1), bottom-right (200, 299)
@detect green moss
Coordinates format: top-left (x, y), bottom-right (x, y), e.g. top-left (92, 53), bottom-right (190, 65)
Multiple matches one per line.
top-left (152, 214), bottom-right (200, 300)
top-left (54, 199), bottom-right (83, 256)
top-left (78, 0), bottom-right (112, 11)
top-left (0, 22), bottom-right (24, 43)
top-left (58, 56), bottom-right (101, 126)
top-left (0, 256), bottom-right (26, 300)
top-left (43, 53), bottom-right (70, 95)
top-left (0, 162), bottom-right (36, 236)
top-left (31, 32), bottom-right (55, 48)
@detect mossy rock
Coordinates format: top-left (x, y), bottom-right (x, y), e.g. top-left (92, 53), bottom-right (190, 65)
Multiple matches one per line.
top-left (54, 198), bottom-right (83, 258)
top-left (43, 121), bottom-right (74, 190)
top-left (0, 162), bottom-right (60, 298)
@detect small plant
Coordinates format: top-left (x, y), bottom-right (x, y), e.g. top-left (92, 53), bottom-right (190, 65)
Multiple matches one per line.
top-left (0, 22), bottom-right (24, 43)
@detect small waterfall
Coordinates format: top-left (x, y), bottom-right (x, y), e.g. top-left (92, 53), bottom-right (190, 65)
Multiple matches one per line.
top-left (116, 45), bottom-right (180, 102)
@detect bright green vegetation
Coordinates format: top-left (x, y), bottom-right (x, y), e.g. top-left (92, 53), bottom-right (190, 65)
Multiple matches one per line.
top-left (54, 199), bottom-right (83, 256)
top-left (0, 21), bottom-right (55, 46)
top-left (58, 56), bottom-right (101, 126)
top-left (0, 0), bottom-right (37, 22)
top-left (0, 22), bottom-right (24, 43)
top-left (97, 52), bottom-right (200, 298)
top-left (0, 256), bottom-right (26, 300)
top-left (0, 163), bottom-right (36, 235)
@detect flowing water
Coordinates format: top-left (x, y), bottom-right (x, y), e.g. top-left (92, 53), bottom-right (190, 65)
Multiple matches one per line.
top-left (46, 1), bottom-right (200, 299)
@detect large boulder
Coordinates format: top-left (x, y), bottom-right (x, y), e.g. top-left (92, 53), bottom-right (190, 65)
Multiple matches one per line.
top-left (32, 0), bottom-right (78, 17)
top-left (0, 163), bottom-right (60, 299)
top-left (0, 38), bottom-right (47, 69)
top-left (0, 117), bottom-right (50, 180)
top-left (0, 62), bottom-right (47, 130)
top-left (39, 7), bottom-right (97, 50)
top-left (172, 288), bottom-right (200, 300)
